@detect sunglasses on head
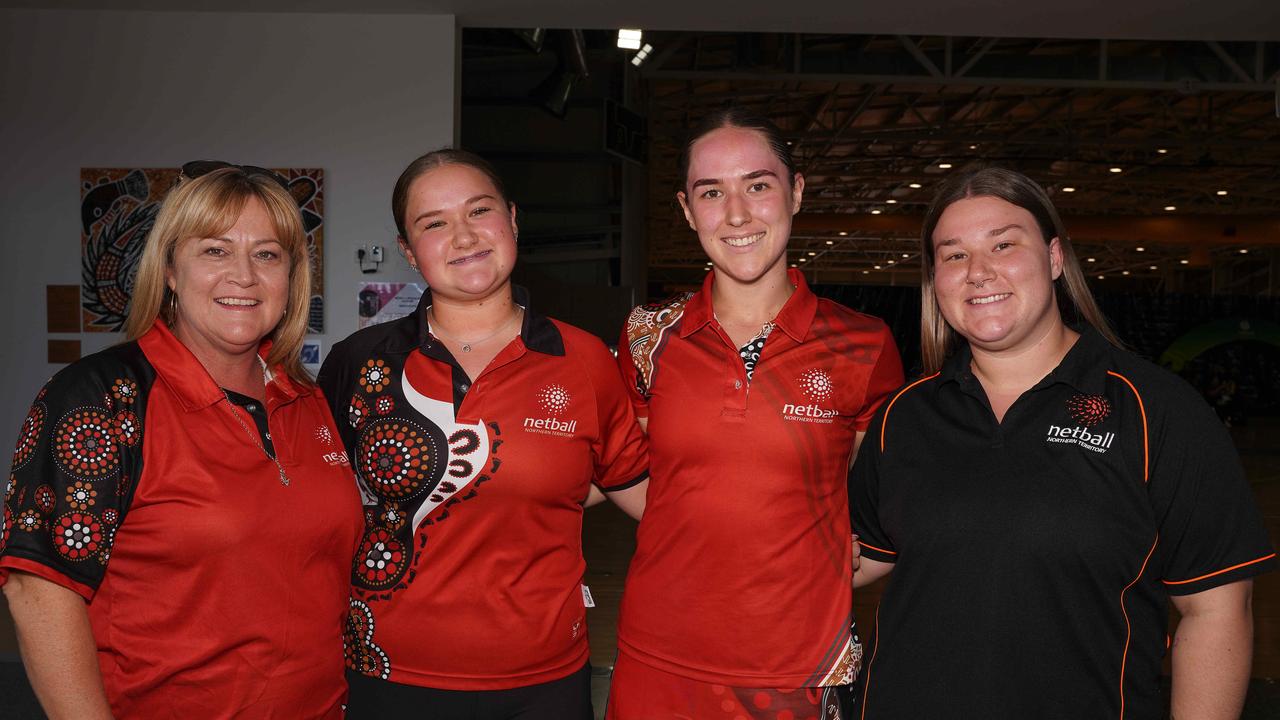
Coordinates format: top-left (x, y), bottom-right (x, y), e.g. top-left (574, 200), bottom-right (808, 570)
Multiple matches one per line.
top-left (178, 160), bottom-right (289, 190)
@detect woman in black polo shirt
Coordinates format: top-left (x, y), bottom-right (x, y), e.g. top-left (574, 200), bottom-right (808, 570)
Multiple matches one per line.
top-left (849, 166), bottom-right (1275, 719)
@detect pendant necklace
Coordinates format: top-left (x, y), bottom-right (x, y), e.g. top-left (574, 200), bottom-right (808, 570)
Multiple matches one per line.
top-left (427, 306), bottom-right (522, 353)
top-left (220, 360), bottom-right (290, 486)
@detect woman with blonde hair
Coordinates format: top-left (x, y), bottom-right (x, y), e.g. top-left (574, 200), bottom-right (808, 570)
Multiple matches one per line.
top-left (1, 162), bottom-right (363, 718)
top-left (850, 166), bottom-right (1275, 719)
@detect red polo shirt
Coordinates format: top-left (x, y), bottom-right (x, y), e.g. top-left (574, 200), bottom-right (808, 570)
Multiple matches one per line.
top-left (318, 289), bottom-right (648, 690)
top-left (615, 269), bottom-right (903, 687)
top-left (1, 321), bottom-right (363, 718)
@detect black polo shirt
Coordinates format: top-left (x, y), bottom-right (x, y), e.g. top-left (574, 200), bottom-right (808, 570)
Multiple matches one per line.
top-left (849, 327), bottom-right (1275, 720)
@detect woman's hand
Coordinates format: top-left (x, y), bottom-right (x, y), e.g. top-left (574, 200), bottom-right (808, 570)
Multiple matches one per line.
top-left (3, 572), bottom-right (114, 719)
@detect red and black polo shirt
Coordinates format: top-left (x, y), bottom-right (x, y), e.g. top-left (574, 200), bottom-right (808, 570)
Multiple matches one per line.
top-left (849, 326), bottom-right (1276, 719)
top-left (615, 269), bottom-right (904, 687)
top-left (1, 321), bottom-right (362, 718)
top-left (317, 287), bottom-right (648, 691)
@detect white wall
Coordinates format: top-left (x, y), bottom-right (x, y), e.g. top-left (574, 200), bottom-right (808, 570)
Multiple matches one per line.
top-left (0, 8), bottom-right (457, 442)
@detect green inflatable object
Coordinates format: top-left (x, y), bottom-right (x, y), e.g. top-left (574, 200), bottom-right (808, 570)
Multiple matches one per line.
top-left (1159, 318), bottom-right (1280, 371)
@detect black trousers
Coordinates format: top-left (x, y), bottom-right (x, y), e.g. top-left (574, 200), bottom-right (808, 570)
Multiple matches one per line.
top-left (345, 662), bottom-right (593, 720)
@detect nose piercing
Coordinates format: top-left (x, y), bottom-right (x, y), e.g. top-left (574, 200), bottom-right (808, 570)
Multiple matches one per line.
top-left (973, 279), bottom-right (988, 289)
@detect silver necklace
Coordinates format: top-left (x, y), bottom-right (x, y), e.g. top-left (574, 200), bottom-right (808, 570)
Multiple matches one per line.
top-left (222, 395), bottom-right (290, 486)
top-left (427, 306), bottom-right (522, 353)
top-left (220, 359), bottom-right (289, 486)
top-left (714, 312), bottom-right (776, 340)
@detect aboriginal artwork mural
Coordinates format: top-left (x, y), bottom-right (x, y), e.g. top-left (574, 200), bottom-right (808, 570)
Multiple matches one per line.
top-left (80, 168), bottom-right (326, 332)
top-left (343, 355), bottom-right (502, 680)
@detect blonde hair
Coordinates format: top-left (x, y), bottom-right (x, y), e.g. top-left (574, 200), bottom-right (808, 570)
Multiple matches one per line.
top-left (919, 167), bottom-right (1122, 374)
top-left (125, 167), bottom-right (314, 386)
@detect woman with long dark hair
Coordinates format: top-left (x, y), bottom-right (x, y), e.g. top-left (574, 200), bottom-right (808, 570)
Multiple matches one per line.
top-left (608, 108), bottom-right (904, 719)
top-left (319, 148), bottom-right (649, 720)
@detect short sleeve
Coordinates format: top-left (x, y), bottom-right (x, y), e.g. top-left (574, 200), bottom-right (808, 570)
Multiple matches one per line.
top-left (852, 324), bottom-right (905, 432)
top-left (615, 324), bottom-right (650, 419)
top-left (588, 340), bottom-right (649, 491)
top-left (848, 405), bottom-right (897, 564)
top-left (317, 340), bottom-right (357, 455)
top-left (1, 361), bottom-right (146, 600)
top-left (1148, 383), bottom-right (1275, 596)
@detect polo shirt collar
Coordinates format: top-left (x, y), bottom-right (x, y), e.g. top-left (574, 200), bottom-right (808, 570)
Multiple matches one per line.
top-left (1044, 325), bottom-right (1110, 395)
top-left (938, 324), bottom-right (1110, 396)
top-left (678, 268), bottom-right (819, 342)
top-left (387, 285), bottom-right (565, 357)
top-left (138, 320), bottom-right (301, 412)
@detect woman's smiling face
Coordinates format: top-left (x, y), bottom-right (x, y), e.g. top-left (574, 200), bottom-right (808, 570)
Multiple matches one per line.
top-left (398, 162), bottom-right (518, 303)
top-left (678, 126), bottom-right (803, 288)
top-left (930, 194), bottom-right (1064, 355)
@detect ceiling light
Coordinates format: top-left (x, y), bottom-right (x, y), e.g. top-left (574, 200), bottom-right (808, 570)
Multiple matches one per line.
top-left (937, 163), bottom-right (953, 169)
top-left (1164, 205), bottom-right (1176, 211)
top-left (790, 263), bottom-right (797, 268)
top-left (909, 183), bottom-right (922, 189)
top-left (1109, 167), bottom-right (1123, 173)
top-left (799, 257), bottom-right (807, 262)
top-left (901, 253), bottom-right (910, 258)
top-left (616, 29), bottom-right (642, 50)
top-left (1180, 259), bottom-right (1189, 264)
top-left (630, 43), bottom-right (654, 66)
top-left (886, 199), bottom-right (897, 204)
top-left (825, 240), bottom-right (834, 245)
top-left (874, 265), bottom-right (882, 270)
top-left (861, 270), bottom-right (869, 275)
top-left (1216, 190), bottom-right (1228, 196)
top-left (1122, 271), bottom-right (1130, 275)
top-left (838, 231), bottom-right (848, 236)
top-left (1087, 257), bottom-right (1096, 262)
top-left (871, 209), bottom-right (882, 214)
top-left (807, 251), bottom-right (816, 256)
top-left (887, 260), bottom-right (896, 265)
top-left (1149, 265), bottom-right (1157, 270)
top-left (1135, 246), bottom-right (1145, 252)
top-left (968, 144), bottom-right (978, 150)
top-left (1062, 187), bottom-right (1076, 192)
top-left (1240, 248), bottom-right (1249, 254)
top-left (1157, 148), bottom-right (1168, 154)
top-left (1097, 275), bottom-right (1104, 279)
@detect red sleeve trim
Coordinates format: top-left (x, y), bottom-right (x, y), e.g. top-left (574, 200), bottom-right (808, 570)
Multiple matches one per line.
top-left (857, 540), bottom-right (897, 556)
top-left (1161, 553), bottom-right (1277, 586)
top-left (879, 373), bottom-right (940, 452)
top-left (0, 556), bottom-right (96, 601)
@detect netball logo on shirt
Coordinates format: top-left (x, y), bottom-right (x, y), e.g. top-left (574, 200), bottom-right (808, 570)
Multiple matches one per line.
top-left (1045, 394), bottom-right (1115, 453)
top-left (524, 384), bottom-right (578, 437)
top-left (782, 368), bottom-right (840, 424)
